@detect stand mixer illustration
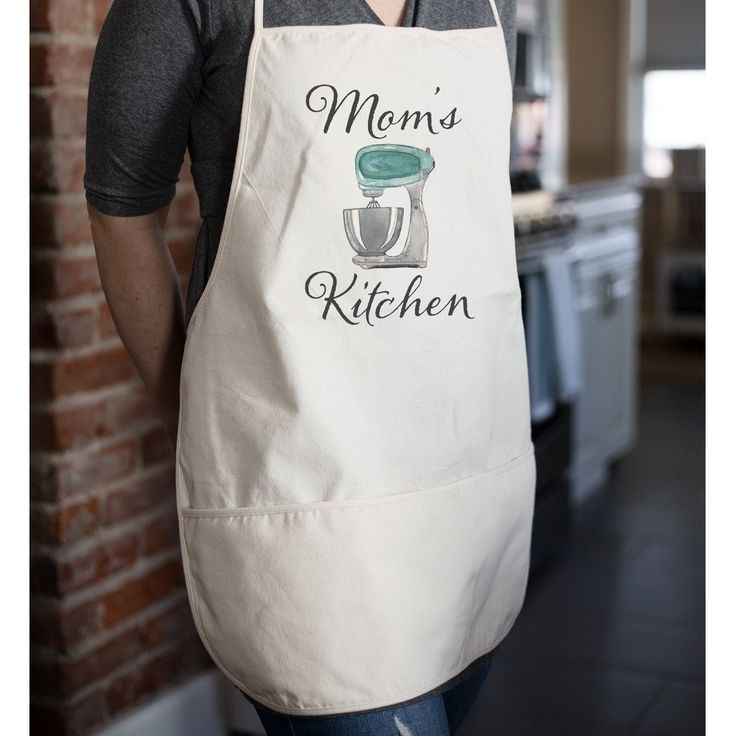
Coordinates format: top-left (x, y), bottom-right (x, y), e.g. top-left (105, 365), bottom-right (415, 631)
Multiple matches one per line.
top-left (343, 144), bottom-right (436, 268)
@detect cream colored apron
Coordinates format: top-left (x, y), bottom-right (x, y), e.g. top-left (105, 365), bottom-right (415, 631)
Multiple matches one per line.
top-left (176, 0), bottom-right (536, 716)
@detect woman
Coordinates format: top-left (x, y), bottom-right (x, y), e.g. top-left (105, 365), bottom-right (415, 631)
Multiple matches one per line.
top-left (85, 2), bottom-right (534, 734)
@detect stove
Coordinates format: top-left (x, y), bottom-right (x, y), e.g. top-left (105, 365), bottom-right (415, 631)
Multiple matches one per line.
top-left (513, 189), bottom-right (578, 576)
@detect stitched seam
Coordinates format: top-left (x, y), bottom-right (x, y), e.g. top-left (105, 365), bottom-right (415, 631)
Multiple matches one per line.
top-left (182, 511), bottom-right (532, 717)
top-left (181, 444), bottom-right (534, 517)
top-left (178, 449), bottom-right (535, 715)
top-left (262, 24), bottom-right (501, 36)
top-left (184, 12), bottom-right (264, 330)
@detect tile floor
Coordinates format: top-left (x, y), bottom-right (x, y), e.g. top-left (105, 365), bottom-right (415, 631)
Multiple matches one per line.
top-left (457, 378), bottom-right (705, 736)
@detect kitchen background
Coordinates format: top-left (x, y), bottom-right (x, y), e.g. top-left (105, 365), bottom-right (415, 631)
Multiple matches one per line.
top-left (29, 0), bottom-right (705, 734)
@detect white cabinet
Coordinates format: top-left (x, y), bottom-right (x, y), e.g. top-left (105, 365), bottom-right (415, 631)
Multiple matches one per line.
top-left (569, 227), bottom-right (641, 504)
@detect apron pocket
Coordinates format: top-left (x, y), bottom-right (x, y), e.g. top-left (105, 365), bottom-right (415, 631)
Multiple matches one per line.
top-left (179, 446), bottom-right (536, 716)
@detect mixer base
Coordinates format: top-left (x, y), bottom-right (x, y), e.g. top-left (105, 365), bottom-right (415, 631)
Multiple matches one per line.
top-left (352, 255), bottom-right (427, 269)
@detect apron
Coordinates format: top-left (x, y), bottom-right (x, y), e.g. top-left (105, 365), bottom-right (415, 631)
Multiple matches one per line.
top-left (176, 0), bottom-right (536, 716)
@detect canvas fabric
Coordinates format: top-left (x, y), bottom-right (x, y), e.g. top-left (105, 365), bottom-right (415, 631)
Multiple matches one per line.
top-left (176, 0), bottom-right (536, 716)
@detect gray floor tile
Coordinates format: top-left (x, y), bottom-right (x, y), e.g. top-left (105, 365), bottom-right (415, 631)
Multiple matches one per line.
top-left (500, 611), bottom-right (704, 679)
top-left (635, 681), bottom-right (705, 736)
top-left (525, 542), bottom-right (704, 629)
top-left (458, 707), bottom-right (625, 736)
top-left (459, 657), bottom-right (663, 733)
top-left (457, 378), bottom-right (705, 736)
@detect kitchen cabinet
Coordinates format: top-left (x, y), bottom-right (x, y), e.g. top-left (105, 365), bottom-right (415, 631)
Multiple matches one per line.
top-left (567, 181), bottom-right (642, 504)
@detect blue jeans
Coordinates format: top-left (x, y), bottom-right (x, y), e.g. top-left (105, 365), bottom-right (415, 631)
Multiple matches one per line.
top-left (249, 654), bottom-right (493, 736)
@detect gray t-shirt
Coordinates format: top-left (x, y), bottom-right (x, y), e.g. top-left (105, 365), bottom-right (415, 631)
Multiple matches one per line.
top-left (85, 0), bottom-right (516, 322)
top-left (84, 0), bottom-right (516, 712)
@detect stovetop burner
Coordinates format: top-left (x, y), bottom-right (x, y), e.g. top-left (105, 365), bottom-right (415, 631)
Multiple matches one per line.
top-left (512, 190), bottom-right (578, 242)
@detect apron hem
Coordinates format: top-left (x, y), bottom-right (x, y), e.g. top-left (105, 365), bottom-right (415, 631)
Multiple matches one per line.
top-left (178, 445), bottom-right (535, 716)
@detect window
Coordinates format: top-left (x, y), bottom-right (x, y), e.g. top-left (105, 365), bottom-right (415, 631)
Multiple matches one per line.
top-left (642, 70), bottom-right (706, 178)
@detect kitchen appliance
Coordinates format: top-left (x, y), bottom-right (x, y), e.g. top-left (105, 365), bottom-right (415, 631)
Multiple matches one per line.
top-left (343, 144), bottom-right (436, 269)
top-left (515, 191), bottom-right (578, 575)
top-left (515, 0), bottom-right (549, 99)
top-left (510, 0), bottom-right (567, 194)
top-left (655, 251), bottom-right (705, 336)
top-left (566, 180), bottom-right (642, 504)
top-left (511, 2), bottom-right (548, 192)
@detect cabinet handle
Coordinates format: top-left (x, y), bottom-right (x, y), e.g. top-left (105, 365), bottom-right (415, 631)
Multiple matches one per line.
top-left (601, 273), bottom-right (617, 316)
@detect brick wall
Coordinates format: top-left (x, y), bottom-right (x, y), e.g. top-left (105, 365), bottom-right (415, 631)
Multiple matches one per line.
top-left (30, 2), bottom-right (211, 733)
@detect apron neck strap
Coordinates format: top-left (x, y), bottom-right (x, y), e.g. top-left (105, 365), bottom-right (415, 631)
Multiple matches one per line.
top-left (254, 0), bottom-right (263, 32)
top-left (488, 0), bottom-right (502, 28)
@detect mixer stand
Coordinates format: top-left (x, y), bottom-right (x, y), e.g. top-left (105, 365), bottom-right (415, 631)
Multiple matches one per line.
top-left (352, 255), bottom-right (426, 269)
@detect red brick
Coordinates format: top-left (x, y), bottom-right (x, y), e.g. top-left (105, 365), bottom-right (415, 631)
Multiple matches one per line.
top-left (31, 402), bottom-right (102, 450)
top-left (28, 6), bottom-right (215, 723)
top-left (32, 402), bottom-right (101, 452)
top-left (166, 236), bottom-right (196, 276)
top-left (31, 253), bottom-right (100, 299)
top-left (30, 701), bottom-right (65, 736)
top-left (141, 426), bottom-right (172, 466)
top-left (61, 533), bottom-right (140, 593)
top-left (31, 141), bottom-right (86, 194)
top-left (31, 348), bottom-right (135, 402)
top-left (33, 602), bottom-right (198, 697)
top-left (31, 438), bottom-right (139, 502)
top-left (174, 634), bottom-right (211, 676)
top-left (32, 630), bottom-right (208, 730)
top-left (30, 0), bottom-right (91, 34)
top-left (31, 497), bottom-right (102, 545)
top-left (31, 555), bottom-right (58, 597)
top-left (178, 155), bottom-right (194, 185)
top-left (34, 626), bottom-right (147, 700)
top-left (57, 201), bottom-right (94, 247)
top-left (106, 636), bottom-right (209, 716)
top-left (30, 306), bottom-right (96, 349)
top-left (30, 197), bottom-right (55, 248)
top-left (31, 92), bottom-right (88, 139)
top-left (31, 198), bottom-right (93, 249)
top-left (31, 690), bottom-right (107, 736)
top-left (144, 599), bottom-right (195, 648)
top-left (31, 388), bottom-right (151, 452)
top-left (102, 558), bottom-right (184, 628)
top-left (30, 42), bottom-right (95, 87)
top-left (31, 599), bottom-right (103, 653)
top-left (167, 188), bottom-right (200, 229)
top-left (31, 605), bottom-right (63, 650)
top-left (60, 600), bottom-right (104, 650)
top-left (105, 466), bottom-right (175, 524)
top-left (32, 532), bottom-right (138, 596)
top-left (72, 691), bottom-right (109, 736)
top-left (31, 657), bottom-right (66, 698)
top-left (93, 0), bottom-right (114, 32)
top-left (106, 650), bottom-right (175, 715)
top-left (97, 300), bottom-right (117, 339)
top-left (67, 627), bottom-right (145, 696)
top-left (104, 388), bottom-right (153, 435)
top-left (142, 509), bottom-right (179, 556)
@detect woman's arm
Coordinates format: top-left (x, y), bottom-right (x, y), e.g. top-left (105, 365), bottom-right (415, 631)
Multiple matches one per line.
top-left (85, 0), bottom-right (207, 444)
top-left (89, 204), bottom-right (185, 445)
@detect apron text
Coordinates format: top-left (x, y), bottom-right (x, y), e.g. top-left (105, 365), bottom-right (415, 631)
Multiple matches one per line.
top-left (304, 271), bottom-right (475, 326)
top-left (305, 84), bottom-right (462, 138)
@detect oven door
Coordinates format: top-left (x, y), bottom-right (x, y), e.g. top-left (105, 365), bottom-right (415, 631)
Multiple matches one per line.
top-left (518, 246), bottom-right (575, 575)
